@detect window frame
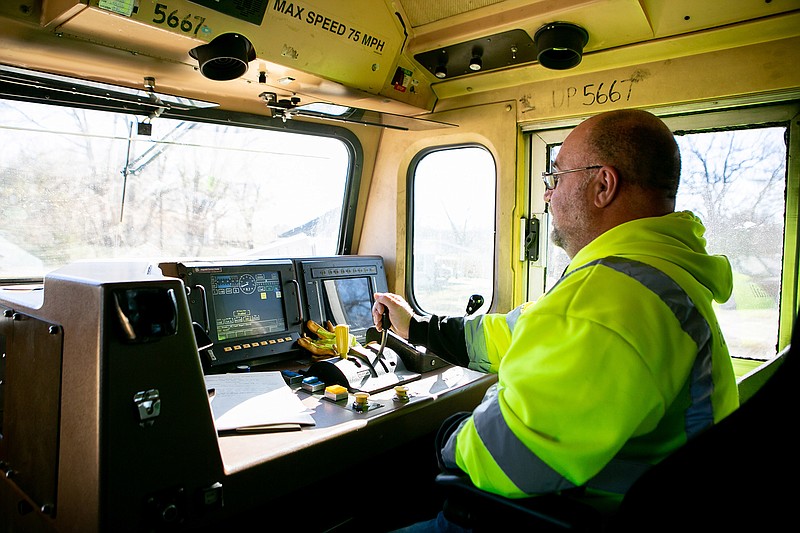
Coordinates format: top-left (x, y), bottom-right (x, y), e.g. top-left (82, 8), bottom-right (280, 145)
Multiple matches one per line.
top-left (405, 143), bottom-right (497, 316)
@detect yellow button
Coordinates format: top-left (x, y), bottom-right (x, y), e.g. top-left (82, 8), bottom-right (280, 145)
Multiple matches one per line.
top-left (354, 392), bottom-right (369, 404)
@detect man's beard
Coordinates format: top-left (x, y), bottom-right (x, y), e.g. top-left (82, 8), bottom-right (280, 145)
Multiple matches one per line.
top-left (550, 226), bottom-right (565, 251)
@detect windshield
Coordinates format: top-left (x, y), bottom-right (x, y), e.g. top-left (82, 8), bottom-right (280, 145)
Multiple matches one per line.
top-left (0, 99), bottom-right (352, 279)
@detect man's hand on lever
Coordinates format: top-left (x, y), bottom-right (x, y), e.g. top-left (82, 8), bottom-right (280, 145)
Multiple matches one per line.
top-left (372, 292), bottom-right (415, 340)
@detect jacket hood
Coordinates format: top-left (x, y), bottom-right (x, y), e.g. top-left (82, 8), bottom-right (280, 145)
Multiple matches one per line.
top-left (569, 211), bottom-right (733, 303)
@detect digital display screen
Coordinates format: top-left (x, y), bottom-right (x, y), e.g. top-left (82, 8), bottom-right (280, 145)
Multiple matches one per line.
top-left (324, 277), bottom-right (373, 331)
top-left (210, 270), bottom-right (287, 342)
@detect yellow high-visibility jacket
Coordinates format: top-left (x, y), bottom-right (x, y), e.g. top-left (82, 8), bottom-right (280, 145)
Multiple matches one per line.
top-left (409, 211), bottom-right (739, 499)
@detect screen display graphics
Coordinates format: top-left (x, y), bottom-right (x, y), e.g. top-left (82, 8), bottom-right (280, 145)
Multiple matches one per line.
top-left (324, 277), bottom-right (373, 331)
top-left (210, 271), bottom-right (287, 342)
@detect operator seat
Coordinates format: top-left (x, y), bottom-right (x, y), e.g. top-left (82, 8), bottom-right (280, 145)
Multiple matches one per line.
top-left (436, 314), bottom-right (798, 531)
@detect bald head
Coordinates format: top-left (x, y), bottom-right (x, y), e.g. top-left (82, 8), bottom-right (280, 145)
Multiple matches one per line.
top-left (584, 109), bottom-right (681, 199)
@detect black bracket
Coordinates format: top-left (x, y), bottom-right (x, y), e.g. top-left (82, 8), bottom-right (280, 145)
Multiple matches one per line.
top-left (524, 217), bottom-right (541, 262)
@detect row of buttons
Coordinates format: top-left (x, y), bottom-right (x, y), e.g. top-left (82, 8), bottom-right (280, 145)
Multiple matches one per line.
top-left (222, 336), bottom-right (294, 352)
top-left (312, 266), bottom-right (377, 276)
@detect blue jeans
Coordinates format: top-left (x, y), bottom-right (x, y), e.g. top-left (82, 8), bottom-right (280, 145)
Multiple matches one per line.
top-left (391, 511), bottom-right (472, 533)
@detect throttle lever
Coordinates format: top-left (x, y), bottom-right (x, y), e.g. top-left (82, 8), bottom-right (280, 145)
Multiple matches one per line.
top-left (377, 310), bottom-right (391, 360)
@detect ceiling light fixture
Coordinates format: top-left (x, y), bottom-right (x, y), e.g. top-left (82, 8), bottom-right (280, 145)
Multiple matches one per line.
top-left (469, 54), bottom-right (483, 71)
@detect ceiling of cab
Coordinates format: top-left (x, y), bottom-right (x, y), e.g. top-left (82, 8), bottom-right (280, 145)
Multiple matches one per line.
top-left (400, 0), bottom-right (507, 26)
top-left (399, 0), bottom-right (799, 45)
top-left (396, 0), bottom-right (800, 97)
top-left (0, 0), bottom-right (797, 121)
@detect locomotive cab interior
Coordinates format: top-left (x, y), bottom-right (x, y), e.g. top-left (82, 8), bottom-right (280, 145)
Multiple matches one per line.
top-left (1, 1), bottom-right (799, 532)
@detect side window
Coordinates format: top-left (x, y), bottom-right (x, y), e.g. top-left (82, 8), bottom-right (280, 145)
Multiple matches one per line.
top-left (408, 145), bottom-right (495, 316)
top-left (674, 127), bottom-right (786, 360)
top-left (534, 111), bottom-right (792, 361)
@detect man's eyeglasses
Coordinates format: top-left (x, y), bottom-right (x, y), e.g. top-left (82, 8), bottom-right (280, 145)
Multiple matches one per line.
top-left (541, 165), bottom-right (602, 190)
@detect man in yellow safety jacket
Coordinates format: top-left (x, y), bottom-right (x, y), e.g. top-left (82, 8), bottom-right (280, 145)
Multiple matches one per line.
top-left (374, 108), bottom-right (738, 531)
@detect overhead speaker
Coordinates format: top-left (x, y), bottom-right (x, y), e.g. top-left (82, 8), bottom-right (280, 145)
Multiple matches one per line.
top-left (534, 22), bottom-right (589, 70)
top-left (189, 33), bottom-right (256, 81)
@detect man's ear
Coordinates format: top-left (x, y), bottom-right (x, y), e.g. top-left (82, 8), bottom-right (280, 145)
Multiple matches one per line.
top-left (593, 166), bottom-right (619, 208)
